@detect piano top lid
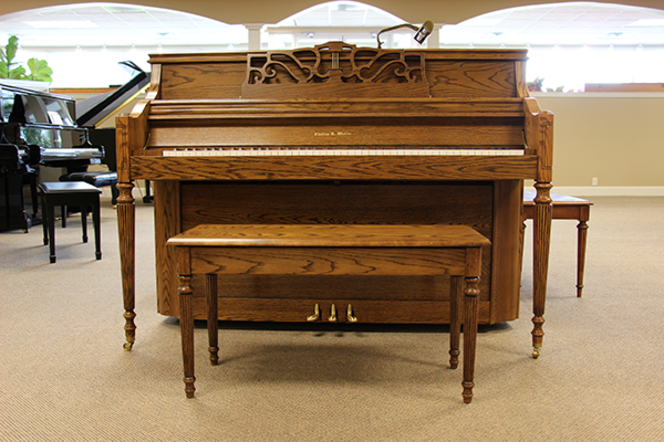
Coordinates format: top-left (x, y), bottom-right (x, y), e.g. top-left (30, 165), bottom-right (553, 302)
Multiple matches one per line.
top-left (0, 83), bottom-right (78, 127)
top-left (147, 46), bottom-right (530, 65)
top-left (75, 61), bottom-right (149, 128)
top-left (145, 43), bottom-right (530, 102)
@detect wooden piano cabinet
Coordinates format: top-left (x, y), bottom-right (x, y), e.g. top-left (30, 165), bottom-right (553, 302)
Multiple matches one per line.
top-left (153, 179), bottom-right (521, 325)
top-left (116, 45), bottom-right (553, 356)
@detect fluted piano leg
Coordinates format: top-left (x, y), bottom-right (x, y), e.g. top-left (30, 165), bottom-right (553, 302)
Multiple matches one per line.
top-left (117, 182), bottom-right (136, 351)
top-left (532, 181), bottom-right (552, 358)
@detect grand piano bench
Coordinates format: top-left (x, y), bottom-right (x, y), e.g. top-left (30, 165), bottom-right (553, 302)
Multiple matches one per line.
top-left (522, 190), bottom-right (593, 297)
top-left (38, 182), bottom-right (102, 264)
top-left (166, 224), bottom-right (490, 403)
top-left (60, 170), bottom-right (118, 206)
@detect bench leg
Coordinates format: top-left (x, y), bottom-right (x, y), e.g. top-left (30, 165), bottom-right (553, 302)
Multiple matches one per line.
top-left (92, 200), bottom-right (102, 260)
top-left (462, 246), bottom-right (482, 404)
top-left (40, 194), bottom-right (48, 246)
top-left (206, 274), bottom-right (219, 365)
top-left (81, 205), bottom-right (88, 243)
top-left (47, 202), bottom-right (57, 263)
top-left (462, 275), bottom-right (480, 404)
top-left (178, 272), bottom-right (196, 398)
top-left (449, 276), bottom-right (463, 369)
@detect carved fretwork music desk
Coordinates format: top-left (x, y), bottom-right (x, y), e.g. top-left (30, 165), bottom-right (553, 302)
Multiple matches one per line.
top-left (115, 42), bottom-right (554, 359)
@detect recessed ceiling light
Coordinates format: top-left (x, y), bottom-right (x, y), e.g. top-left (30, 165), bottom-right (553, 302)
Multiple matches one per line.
top-left (102, 6), bottom-right (146, 13)
top-left (627, 19), bottom-right (664, 28)
top-left (465, 18), bottom-right (501, 27)
top-left (23, 20), bottom-right (99, 29)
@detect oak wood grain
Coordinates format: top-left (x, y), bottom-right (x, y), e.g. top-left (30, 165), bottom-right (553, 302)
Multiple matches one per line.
top-left (115, 45), bottom-right (552, 353)
top-left (131, 155), bottom-right (539, 181)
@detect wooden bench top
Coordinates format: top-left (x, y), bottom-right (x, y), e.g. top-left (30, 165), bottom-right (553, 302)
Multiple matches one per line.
top-left (523, 190), bottom-right (592, 206)
top-left (166, 224), bottom-right (491, 248)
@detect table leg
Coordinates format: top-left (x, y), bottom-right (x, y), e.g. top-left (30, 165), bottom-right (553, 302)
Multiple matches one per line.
top-left (576, 220), bottom-right (589, 297)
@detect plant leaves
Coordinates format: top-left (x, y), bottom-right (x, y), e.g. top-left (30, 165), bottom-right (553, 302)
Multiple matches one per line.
top-left (0, 36), bottom-right (52, 82)
top-left (26, 57), bottom-right (53, 82)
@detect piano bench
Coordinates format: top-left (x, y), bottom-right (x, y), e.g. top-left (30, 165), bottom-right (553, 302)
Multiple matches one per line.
top-left (38, 182), bottom-right (102, 264)
top-left (166, 223), bottom-right (490, 403)
top-left (60, 171), bottom-right (118, 206)
top-left (522, 191), bottom-right (593, 297)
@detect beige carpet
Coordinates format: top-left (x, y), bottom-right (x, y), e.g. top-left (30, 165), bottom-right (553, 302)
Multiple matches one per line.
top-left (1, 196), bottom-right (663, 441)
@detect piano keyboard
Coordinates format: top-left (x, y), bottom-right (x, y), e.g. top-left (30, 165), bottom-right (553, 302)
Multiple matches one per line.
top-left (162, 148), bottom-right (524, 157)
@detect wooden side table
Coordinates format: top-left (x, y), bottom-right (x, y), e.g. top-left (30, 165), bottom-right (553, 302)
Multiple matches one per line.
top-left (522, 190), bottom-right (592, 297)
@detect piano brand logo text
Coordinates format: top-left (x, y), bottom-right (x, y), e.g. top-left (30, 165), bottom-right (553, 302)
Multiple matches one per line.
top-left (314, 131), bottom-right (352, 137)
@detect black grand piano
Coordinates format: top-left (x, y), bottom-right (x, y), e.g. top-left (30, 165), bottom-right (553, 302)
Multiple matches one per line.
top-left (0, 61), bottom-right (148, 232)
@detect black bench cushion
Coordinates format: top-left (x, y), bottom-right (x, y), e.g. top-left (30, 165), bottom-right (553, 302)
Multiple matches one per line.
top-left (60, 171), bottom-right (118, 188)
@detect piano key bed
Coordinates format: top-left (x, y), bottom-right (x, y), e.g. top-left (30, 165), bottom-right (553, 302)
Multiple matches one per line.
top-left (162, 147), bottom-right (525, 157)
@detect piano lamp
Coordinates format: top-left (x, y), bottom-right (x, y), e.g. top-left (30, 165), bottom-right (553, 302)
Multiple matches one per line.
top-left (376, 20), bottom-right (434, 49)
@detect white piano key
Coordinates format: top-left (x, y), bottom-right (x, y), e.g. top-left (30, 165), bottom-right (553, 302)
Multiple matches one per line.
top-left (163, 147), bottom-right (525, 157)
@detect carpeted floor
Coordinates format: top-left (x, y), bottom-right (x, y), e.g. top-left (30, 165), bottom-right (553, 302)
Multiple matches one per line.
top-left (1, 196), bottom-right (663, 441)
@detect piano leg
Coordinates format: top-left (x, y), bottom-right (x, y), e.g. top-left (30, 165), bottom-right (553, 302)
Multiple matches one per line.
top-left (532, 181), bottom-right (553, 358)
top-left (117, 182), bottom-right (136, 350)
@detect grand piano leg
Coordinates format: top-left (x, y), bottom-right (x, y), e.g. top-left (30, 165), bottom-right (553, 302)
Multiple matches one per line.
top-left (117, 182), bottom-right (136, 350)
top-left (532, 181), bottom-right (552, 358)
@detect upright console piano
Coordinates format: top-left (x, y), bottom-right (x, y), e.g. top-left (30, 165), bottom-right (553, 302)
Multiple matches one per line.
top-left (116, 42), bottom-right (553, 356)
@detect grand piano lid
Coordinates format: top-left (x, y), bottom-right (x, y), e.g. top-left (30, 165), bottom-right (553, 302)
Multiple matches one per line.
top-left (75, 61), bottom-right (149, 128)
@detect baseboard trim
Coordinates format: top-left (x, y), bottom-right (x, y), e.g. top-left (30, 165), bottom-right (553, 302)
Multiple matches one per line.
top-left (553, 187), bottom-right (664, 197)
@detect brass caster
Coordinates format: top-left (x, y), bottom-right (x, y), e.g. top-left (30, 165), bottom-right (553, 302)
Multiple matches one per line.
top-left (532, 347), bottom-right (541, 359)
top-left (123, 341), bottom-right (134, 351)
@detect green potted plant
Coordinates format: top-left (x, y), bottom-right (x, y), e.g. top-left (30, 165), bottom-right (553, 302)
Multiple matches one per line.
top-left (0, 35), bottom-right (53, 83)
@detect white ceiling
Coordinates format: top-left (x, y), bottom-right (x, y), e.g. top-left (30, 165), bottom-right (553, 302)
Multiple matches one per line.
top-left (445, 1), bottom-right (664, 46)
top-left (0, 3), bottom-right (247, 48)
top-left (1, 1), bottom-right (664, 49)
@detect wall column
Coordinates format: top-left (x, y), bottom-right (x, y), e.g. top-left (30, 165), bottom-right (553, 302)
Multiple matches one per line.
top-left (245, 23), bottom-right (264, 51)
top-left (426, 24), bottom-right (443, 48)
